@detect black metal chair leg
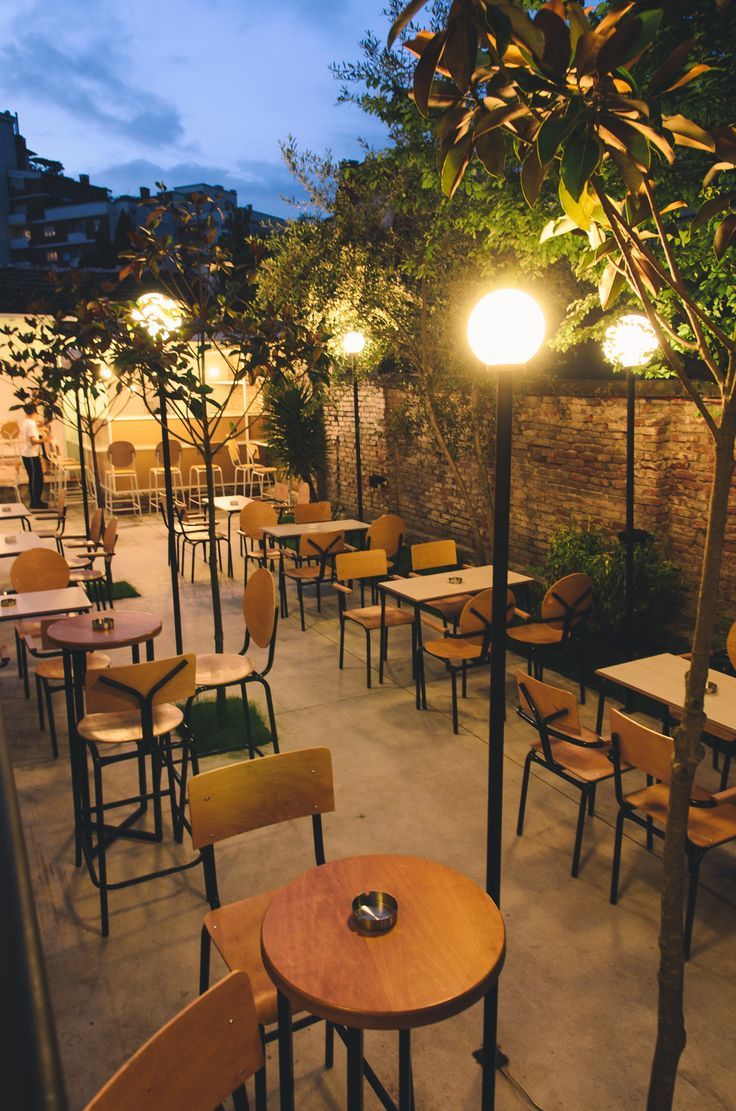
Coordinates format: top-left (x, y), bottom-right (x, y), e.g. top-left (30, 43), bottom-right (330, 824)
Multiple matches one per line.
top-left (365, 628), bottom-right (372, 689)
top-left (571, 789), bottom-right (588, 878)
top-left (199, 925), bottom-right (212, 994)
top-left (325, 1021), bottom-right (334, 1069)
top-left (720, 749), bottom-right (732, 790)
top-left (587, 782), bottom-right (597, 816)
top-left (92, 751), bottom-right (110, 937)
top-left (450, 668), bottom-right (458, 734)
top-left (241, 682), bottom-right (255, 759)
top-left (297, 581), bottom-right (305, 631)
top-left (516, 750), bottom-right (533, 836)
top-left (399, 1028), bottom-right (412, 1111)
top-left (339, 618), bottom-right (345, 669)
top-left (45, 681), bottom-right (59, 758)
top-left (610, 808), bottom-right (626, 905)
top-left (259, 677), bottom-right (280, 754)
top-left (35, 673), bottom-right (45, 729)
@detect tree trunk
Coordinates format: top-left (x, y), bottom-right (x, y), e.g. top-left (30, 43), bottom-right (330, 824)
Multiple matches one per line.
top-left (648, 409), bottom-right (736, 1109)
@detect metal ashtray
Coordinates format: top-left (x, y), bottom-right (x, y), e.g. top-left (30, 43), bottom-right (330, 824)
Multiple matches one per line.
top-left (230, 500), bottom-right (240, 507)
top-left (1, 506), bottom-right (10, 513)
top-left (706, 680), bottom-right (719, 695)
top-left (448, 575), bottom-right (463, 584)
top-left (5, 536), bottom-right (17, 544)
top-left (1, 594), bottom-right (16, 607)
top-left (351, 891), bottom-right (398, 934)
top-left (92, 616), bottom-right (115, 632)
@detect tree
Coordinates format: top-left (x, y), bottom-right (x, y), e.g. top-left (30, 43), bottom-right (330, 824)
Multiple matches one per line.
top-left (387, 0), bottom-right (736, 1106)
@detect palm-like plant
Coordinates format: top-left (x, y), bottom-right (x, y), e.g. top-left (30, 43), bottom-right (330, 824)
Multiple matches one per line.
top-left (262, 375), bottom-right (328, 500)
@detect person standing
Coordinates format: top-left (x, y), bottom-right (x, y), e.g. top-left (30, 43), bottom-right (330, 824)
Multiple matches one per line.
top-left (20, 403), bottom-right (46, 509)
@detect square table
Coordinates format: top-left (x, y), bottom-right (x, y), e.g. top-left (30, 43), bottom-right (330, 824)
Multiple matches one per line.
top-left (0, 502), bottom-right (31, 531)
top-left (0, 585), bottom-right (91, 623)
top-left (0, 532), bottom-right (53, 559)
top-left (380, 565), bottom-right (536, 707)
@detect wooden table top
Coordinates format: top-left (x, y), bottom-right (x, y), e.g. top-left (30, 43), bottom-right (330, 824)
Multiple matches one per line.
top-left (261, 854), bottom-right (505, 1031)
top-left (596, 652), bottom-right (736, 736)
top-left (380, 564), bottom-right (535, 604)
top-left (0, 502), bottom-right (30, 521)
top-left (0, 586), bottom-right (91, 623)
top-left (0, 532), bottom-right (52, 558)
top-left (46, 610), bottom-right (162, 652)
top-left (264, 519), bottom-right (369, 541)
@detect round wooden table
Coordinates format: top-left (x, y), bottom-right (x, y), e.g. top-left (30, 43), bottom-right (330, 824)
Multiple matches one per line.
top-left (261, 854), bottom-right (505, 1111)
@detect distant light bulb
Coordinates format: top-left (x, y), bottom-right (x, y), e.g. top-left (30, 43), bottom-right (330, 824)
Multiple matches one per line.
top-left (131, 293), bottom-right (183, 339)
top-left (206, 365), bottom-right (219, 382)
top-left (603, 314), bottom-right (658, 370)
top-left (342, 331), bottom-right (366, 356)
top-left (467, 289), bottom-right (545, 367)
top-left (100, 366), bottom-right (112, 380)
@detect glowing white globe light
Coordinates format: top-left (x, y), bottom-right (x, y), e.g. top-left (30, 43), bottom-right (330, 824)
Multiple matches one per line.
top-left (99, 365), bottom-right (112, 380)
top-left (467, 289), bottom-right (545, 367)
top-left (602, 313), bottom-right (658, 369)
top-left (342, 331), bottom-right (366, 356)
top-left (131, 293), bottom-right (183, 339)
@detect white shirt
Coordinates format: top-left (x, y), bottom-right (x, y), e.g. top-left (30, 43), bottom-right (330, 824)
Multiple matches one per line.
top-left (20, 417), bottom-right (40, 458)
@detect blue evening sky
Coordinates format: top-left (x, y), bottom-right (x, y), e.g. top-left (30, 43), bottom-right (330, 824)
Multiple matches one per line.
top-left (0, 0), bottom-right (393, 217)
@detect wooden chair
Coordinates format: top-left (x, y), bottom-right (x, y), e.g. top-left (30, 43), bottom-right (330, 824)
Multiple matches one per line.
top-left (187, 568), bottom-right (280, 758)
top-left (410, 538), bottom-right (473, 626)
top-left (10, 548), bottom-right (70, 694)
top-left (516, 671), bottom-right (622, 877)
top-left (172, 501), bottom-right (229, 582)
top-left (609, 708), bottom-right (736, 958)
top-left (30, 491), bottom-right (67, 551)
top-left (245, 442), bottom-right (277, 497)
top-left (189, 747), bottom-right (335, 1110)
top-left (292, 480), bottom-right (310, 506)
top-left (148, 439), bottom-right (185, 510)
top-left (418, 589), bottom-right (514, 734)
top-left (508, 572), bottom-right (593, 702)
top-left (281, 529), bottom-right (345, 630)
top-left (228, 441), bottom-right (252, 497)
top-left (237, 501), bottom-right (280, 581)
top-left (365, 513), bottom-right (405, 566)
top-left (333, 550), bottom-right (415, 688)
top-left (61, 506), bottom-right (104, 558)
top-left (68, 517), bottom-right (118, 609)
top-left (78, 654), bottom-right (201, 935)
top-left (294, 500), bottom-right (331, 524)
top-left (85, 971), bottom-right (263, 1111)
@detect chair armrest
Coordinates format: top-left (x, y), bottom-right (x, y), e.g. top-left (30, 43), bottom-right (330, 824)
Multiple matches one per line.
top-left (332, 583), bottom-right (352, 595)
top-left (421, 617), bottom-right (447, 636)
top-left (389, 574), bottom-right (407, 581)
top-left (514, 608), bottom-right (531, 621)
top-left (712, 786), bottom-right (736, 806)
top-left (462, 562), bottom-right (476, 569)
top-left (409, 572), bottom-right (420, 578)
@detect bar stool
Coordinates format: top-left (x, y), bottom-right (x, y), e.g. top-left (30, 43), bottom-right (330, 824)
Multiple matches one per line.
top-left (189, 461), bottom-right (225, 508)
top-left (149, 439), bottom-right (185, 511)
top-left (227, 442), bottom-right (252, 496)
top-left (245, 443), bottom-right (277, 497)
top-left (103, 441), bottom-right (142, 515)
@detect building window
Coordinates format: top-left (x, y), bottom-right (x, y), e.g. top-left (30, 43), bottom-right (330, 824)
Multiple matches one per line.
top-left (46, 250), bottom-right (58, 263)
top-left (23, 228), bottom-right (31, 240)
top-left (44, 225), bottom-right (56, 238)
top-left (92, 219), bottom-right (101, 232)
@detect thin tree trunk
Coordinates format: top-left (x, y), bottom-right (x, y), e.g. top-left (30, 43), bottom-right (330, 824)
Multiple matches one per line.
top-left (469, 381), bottom-right (495, 556)
top-left (648, 410), bottom-right (736, 1109)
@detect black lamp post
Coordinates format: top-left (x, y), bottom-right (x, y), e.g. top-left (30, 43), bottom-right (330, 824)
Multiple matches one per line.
top-left (342, 331), bottom-right (366, 522)
top-left (467, 288), bottom-right (546, 1111)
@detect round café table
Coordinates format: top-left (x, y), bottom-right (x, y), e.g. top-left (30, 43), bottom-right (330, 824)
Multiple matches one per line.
top-left (261, 854), bottom-right (505, 1111)
top-left (46, 611), bottom-right (163, 868)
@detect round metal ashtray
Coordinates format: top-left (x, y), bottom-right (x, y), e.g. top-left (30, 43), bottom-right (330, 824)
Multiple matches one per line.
top-left (5, 536), bottom-right (17, 544)
top-left (1, 506), bottom-right (10, 512)
top-left (351, 891), bottom-right (398, 934)
top-left (230, 500), bottom-right (240, 507)
top-left (92, 616), bottom-right (115, 632)
top-left (448, 575), bottom-right (463, 584)
top-left (1, 594), bottom-right (17, 607)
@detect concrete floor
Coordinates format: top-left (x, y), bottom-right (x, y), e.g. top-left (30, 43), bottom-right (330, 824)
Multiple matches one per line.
top-left (1, 510), bottom-right (735, 1110)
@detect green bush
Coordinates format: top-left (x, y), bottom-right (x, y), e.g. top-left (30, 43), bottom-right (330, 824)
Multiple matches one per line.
top-left (537, 521), bottom-right (682, 665)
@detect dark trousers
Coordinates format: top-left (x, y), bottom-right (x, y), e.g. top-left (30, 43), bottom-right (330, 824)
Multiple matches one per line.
top-left (22, 455), bottom-right (44, 507)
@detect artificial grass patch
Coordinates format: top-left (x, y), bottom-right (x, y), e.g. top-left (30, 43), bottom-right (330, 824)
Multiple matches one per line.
top-left (186, 696), bottom-right (274, 758)
top-left (111, 580), bottom-right (141, 600)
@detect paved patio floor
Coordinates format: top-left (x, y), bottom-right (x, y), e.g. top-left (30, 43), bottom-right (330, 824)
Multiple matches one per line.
top-left (1, 510), bottom-right (734, 1110)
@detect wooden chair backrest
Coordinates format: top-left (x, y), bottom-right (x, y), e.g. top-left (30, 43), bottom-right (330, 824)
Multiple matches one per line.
top-left (727, 621), bottom-right (736, 672)
top-left (541, 573), bottom-right (593, 629)
top-left (1, 421), bottom-right (19, 440)
top-left (335, 549), bottom-right (388, 583)
top-left (189, 747), bottom-right (334, 850)
top-left (411, 539), bottom-right (457, 572)
top-left (102, 517), bottom-right (118, 555)
top-left (367, 514), bottom-right (405, 560)
top-left (271, 481), bottom-right (290, 503)
top-left (10, 549), bottom-right (70, 592)
top-left (239, 501), bottom-right (277, 539)
top-left (155, 440), bottom-right (182, 468)
top-left (243, 567), bottom-right (276, 649)
top-left (610, 708), bottom-right (673, 783)
top-left (516, 670), bottom-right (581, 736)
top-left (298, 529), bottom-right (345, 559)
top-left (89, 508), bottom-right (104, 545)
top-left (245, 443), bottom-right (261, 465)
top-left (54, 490), bottom-right (67, 517)
top-left (84, 971), bottom-right (263, 1111)
top-left (294, 481), bottom-right (310, 504)
top-left (227, 441), bottom-right (241, 468)
top-left (85, 654), bottom-right (196, 714)
top-left (294, 501), bottom-right (331, 524)
top-left (108, 441), bottom-right (135, 469)
top-left (459, 588), bottom-right (515, 640)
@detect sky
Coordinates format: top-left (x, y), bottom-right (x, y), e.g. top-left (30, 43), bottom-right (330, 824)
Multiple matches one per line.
top-left (0, 0), bottom-right (393, 217)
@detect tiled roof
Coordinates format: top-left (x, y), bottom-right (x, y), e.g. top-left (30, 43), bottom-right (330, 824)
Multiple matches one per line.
top-left (0, 266), bottom-right (157, 315)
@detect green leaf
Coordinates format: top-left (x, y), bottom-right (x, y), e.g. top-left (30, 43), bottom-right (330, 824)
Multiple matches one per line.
top-left (474, 103), bottom-right (528, 138)
top-left (521, 147), bottom-right (547, 207)
top-left (476, 130), bottom-right (506, 179)
top-left (662, 114), bottom-right (715, 153)
top-left (624, 9), bottom-right (663, 63)
top-left (388, 0), bottom-right (430, 48)
top-left (559, 178), bottom-right (597, 231)
top-left (599, 259), bottom-right (625, 310)
top-left (537, 113), bottom-right (577, 165)
top-left (540, 215), bottom-right (578, 243)
top-left (714, 213), bottom-right (736, 260)
top-left (535, 9), bottom-right (571, 75)
top-left (648, 38), bottom-right (695, 95)
top-left (691, 194), bottom-right (733, 233)
top-left (440, 132), bottom-right (474, 198)
top-left (413, 31), bottom-right (448, 117)
top-left (496, 3), bottom-right (545, 57)
top-left (596, 19), bottom-right (642, 75)
top-left (560, 130), bottom-right (601, 202)
top-left (444, 12), bottom-right (477, 92)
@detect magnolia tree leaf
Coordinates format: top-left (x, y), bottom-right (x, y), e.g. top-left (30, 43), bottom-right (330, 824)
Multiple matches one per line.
top-left (599, 259), bottom-right (625, 309)
top-left (559, 178), bottom-right (597, 231)
top-left (388, 0), bottom-right (430, 48)
top-left (540, 215), bottom-right (578, 242)
top-left (476, 130), bottom-right (506, 178)
top-left (560, 131), bottom-right (602, 202)
top-left (714, 213), bottom-right (736, 259)
top-left (441, 132), bottom-right (474, 197)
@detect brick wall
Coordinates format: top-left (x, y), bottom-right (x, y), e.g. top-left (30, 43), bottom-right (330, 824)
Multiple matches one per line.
top-left (324, 378), bottom-right (734, 625)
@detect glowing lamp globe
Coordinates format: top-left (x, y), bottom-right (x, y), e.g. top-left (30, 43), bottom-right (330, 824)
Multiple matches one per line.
top-left (131, 293), bottom-right (183, 339)
top-left (467, 289), bottom-right (545, 367)
top-left (602, 314), bottom-right (658, 370)
top-left (342, 331), bottom-right (366, 356)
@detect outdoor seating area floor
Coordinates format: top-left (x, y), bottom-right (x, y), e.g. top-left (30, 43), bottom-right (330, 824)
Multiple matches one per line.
top-left (2, 513), bottom-right (735, 1110)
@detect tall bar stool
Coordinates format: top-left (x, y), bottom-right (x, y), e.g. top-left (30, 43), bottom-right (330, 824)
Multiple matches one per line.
top-left (189, 460), bottom-right (226, 508)
top-left (103, 441), bottom-right (142, 515)
top-left (245, 443), bottom-right (277, 497)
top-left (149, 439), bottom-right (186, 511)
top-left (227, 441), bottom-right (252, 496)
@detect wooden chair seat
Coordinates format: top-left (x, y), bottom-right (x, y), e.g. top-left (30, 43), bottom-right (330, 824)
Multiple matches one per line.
top-left (532, 737), bottom-right (615, 782)
top-left (283, 564), bottom-right (323, 582)
top-left (508, 623), bottom-right (564, 647)
top-left (36, 651), bottom-right (110, 681)
top-left (195, 652), bottom-right (255, 688)
top-left (423, 637), bottom-right (484, 663)
top-left (343, 604), bottom-right (414, 631)
top-left (624, 782), bottom-right (736, 848)
top-left (69, 567), bottom-right (104, 582)
top-left (78, 703), bottom-right (184, 745)
top-left (15, 619), bottom-right (42, 638)
top-left (204, 889), bottom-right (283, 1026)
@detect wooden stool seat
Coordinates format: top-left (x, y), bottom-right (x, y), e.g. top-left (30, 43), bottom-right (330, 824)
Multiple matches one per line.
top-left (508, 623), bottom-right (564, 647)
top-left (78, 702), bottom-right (184, 745)
top-left (624, 782), bottom-right (736, 848)
top-left (205, 889), bottom-right (282, 1026)
top-left (344, 604), bottom-right (414, 632)
top-left (195, 652), bottom-right (255, 687)
top-left (36, 651), bottom-right (110, 682)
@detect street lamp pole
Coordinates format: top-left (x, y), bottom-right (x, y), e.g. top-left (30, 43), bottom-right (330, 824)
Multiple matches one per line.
top-left (342, 331), bottom-right (366, 521)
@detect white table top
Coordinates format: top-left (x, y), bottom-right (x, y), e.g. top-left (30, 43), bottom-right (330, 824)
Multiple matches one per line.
top-left (0, 586), bottom-right (91, 623)
top-left (0, 502), bottom-right (30, 521)
top-left (380, 564), bottom-right (535, 604)
top-left (210, 495), bottom-right (253, 512)
top-left (0, 532), bottom-right (53, 558)
top-left (596, 652), bottom-right (736, 735)
top-left (264, 518), bottom-right (369, 540)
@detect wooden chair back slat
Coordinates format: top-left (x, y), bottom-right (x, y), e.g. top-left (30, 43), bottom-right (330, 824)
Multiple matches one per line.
top-left (244, 568), bottom-right (276, 649)
top-left (11, 549), bottom-right (70, 592)
top-left (88, 508), bottom-right (104, 546)
top-left (239, 501), bottom-right (277, 539)
top-left (189, 747), bottom-right (334, 850)
top-left (271, 481), bottom-right (290, 503)
top-left (727, 621), bottom-right (736, 672)
top-left (102, 517), bottom-right (118, 555)
top-left (84, 971), bottom-right (263, 1111)
top-left (610, 708), bottom-right (673, 783)
top-left (108, 441), bottom-right (135, 469)
top-left (541, 573), bottom-right (593, 629)
top-left (85, 654), bottom-right (196, 714)
top-left (294, 501), bottom-right (331, 524)
top-left (411, 539), bottom-right (457, 572)
top-left (298, 529), bottom-right (345, 559)
top-left (155, 440), bottom-right (182, 468)
top-left (517, 671), bottom-right (581, 735)
top-left (367, 514), bottom-right (405, 560)
top-left (335, 549), bottom-right (388, 583)
top-left (458, 588), bottom-right (515, 640)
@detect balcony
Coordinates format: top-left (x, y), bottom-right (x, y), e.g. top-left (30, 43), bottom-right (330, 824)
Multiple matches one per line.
top-left (6, 212), bottom-right (27, 227)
